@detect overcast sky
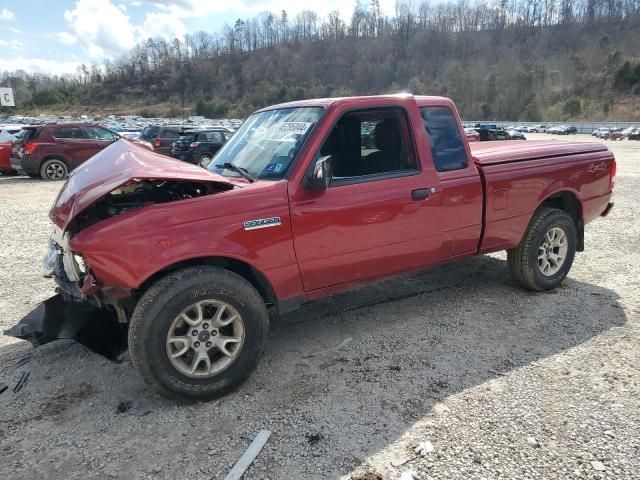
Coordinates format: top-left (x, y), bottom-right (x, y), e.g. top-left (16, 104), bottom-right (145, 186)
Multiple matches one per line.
top-left (0, 0), bottom-right (397, 75)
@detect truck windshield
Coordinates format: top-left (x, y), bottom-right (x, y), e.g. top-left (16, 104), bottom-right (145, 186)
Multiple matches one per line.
top-left (208, 106), bottom-right (323, 180)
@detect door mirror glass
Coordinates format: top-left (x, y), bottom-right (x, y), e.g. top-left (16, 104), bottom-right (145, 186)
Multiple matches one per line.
top-left (305, 155), bottom-right (333, 190)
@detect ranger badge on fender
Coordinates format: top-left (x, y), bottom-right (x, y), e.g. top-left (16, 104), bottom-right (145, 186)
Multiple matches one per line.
top-left (243, 216), bottom-right (282, 231)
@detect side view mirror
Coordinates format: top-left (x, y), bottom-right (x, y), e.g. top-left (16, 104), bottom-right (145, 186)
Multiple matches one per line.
top-left (304, 155), bottom-right (333, 190)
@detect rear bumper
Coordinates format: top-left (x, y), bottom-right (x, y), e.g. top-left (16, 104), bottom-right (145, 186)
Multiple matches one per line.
top-left (601, 201), bottom-right (614, 217)
top-left (10, 156), bottom-right (22, 172)
top-left (13, 155), bottom-right (40, 175)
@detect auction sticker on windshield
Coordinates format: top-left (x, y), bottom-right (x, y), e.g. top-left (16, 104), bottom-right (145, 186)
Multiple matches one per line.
top-left (278, 122), bottom-right (312, 135)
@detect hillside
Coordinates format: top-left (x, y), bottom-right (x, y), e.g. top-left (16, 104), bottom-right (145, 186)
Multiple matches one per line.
top-left (2, 1), bottom-right (640, 121)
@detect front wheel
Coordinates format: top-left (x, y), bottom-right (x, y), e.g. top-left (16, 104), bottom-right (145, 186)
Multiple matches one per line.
top-left (128, 266), bottom-right (269, 401)
top-left (507, 208), bottom-right (577, 291)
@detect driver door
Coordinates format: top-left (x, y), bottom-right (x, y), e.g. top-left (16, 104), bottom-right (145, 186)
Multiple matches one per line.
top-left (289, 104), bottom-right (443, 292)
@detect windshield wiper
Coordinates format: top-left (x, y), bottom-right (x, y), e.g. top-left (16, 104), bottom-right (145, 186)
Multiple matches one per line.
top-left (216, 162), bottom-right (255, 183)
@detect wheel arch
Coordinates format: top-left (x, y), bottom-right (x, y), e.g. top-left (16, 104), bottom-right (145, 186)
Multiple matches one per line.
top-left (39, 155), bottom-right (69, 171)
top-left (39, 156), bottom-right (70, 180)
top-left (536, 190), bottom-right (584, 251)
top-left (138, 256), bottom-right (278, 309)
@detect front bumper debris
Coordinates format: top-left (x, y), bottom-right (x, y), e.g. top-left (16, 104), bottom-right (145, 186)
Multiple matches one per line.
top-left (601, 201), bottom-right (614, 217)
top-left (4, 294), bottom-right (127, 361)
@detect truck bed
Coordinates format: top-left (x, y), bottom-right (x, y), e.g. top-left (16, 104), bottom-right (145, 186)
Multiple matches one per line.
top-left (469, 140), bottom-right (614, 254)
top-left (470, 140), bottom-right (608, 165)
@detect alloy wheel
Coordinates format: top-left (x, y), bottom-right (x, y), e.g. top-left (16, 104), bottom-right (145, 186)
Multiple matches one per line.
top-left (537, 227), bottom-right (568, 276)
top-left (165, 300), bottom-right (245, 378)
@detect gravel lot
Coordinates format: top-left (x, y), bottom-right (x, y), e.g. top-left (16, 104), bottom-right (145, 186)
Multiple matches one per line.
top-left (0, 133), bottom-right (638, 480)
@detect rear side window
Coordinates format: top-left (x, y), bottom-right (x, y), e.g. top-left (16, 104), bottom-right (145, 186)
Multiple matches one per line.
top-left (420, 107), bottom-right (468, 172)
top-left (199, 131), bottom-right (224, 143)
top-left (53, 127), bottom-right (84, 139)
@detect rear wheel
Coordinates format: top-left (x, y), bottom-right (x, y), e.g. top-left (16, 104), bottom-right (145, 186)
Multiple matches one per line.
top-left (40, 158), bottom-right (68, 180)
top-left (507, 208), bottom-right (577, 291)
top-left (128, 266), bottom-right (269, 401)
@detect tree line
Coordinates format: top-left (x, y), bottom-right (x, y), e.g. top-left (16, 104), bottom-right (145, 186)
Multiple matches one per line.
top-left (2, 0), bottom-right (640, 120)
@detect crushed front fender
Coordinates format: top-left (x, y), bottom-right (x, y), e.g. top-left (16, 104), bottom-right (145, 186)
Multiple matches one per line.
top-left (4, 294), bottom-right (127, 361)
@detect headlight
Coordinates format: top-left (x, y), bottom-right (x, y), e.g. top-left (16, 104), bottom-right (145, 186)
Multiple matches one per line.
top-left (72, 253), bottom-right (87, 275)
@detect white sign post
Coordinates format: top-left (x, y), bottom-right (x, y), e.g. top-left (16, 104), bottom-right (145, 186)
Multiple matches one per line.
top-left (0, 88), bottom-right (15, 107)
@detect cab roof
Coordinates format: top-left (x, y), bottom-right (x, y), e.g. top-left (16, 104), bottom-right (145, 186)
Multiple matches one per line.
top-left (257, 94), bottom-right (456, 113)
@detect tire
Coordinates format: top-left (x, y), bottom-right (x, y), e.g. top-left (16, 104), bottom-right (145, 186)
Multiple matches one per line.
top-left (128, 266), bottom-right (269, 401)
top-left (40, 158), bottom-right (68, 180)
top-left (507, 208), bottom-right (577, 291)
top-left (199, 154), bottom-right (212, 168)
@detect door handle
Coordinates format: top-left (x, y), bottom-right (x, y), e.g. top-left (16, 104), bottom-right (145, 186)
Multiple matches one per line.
top-left (412, 188), bottom-right (430, 201)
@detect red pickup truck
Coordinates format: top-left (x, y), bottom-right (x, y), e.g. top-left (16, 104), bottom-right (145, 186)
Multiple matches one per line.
top-left (8, 95), bottom-right (615, 401)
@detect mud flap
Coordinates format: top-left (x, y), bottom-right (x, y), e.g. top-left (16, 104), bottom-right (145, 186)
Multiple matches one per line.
top-left (4, 294), bottom-right (127, 361)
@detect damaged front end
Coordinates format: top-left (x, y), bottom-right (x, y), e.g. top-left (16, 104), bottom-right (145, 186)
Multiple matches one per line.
top-left (5, 294), bottom-right (128, 361)
top-left (5, 140), bottom-right (236, 360)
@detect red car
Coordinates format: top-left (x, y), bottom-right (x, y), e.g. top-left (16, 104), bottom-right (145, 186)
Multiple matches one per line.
top-left (610, 128), bottom-right (625, 141)
top-left (0, 139), bottom-right (15, 175)
top-left (0, 130), bottom-right (18, 175)
top-left (11, 123), bottom-right (152, 180)
top-left (8, 95), bottom-right (616, 401)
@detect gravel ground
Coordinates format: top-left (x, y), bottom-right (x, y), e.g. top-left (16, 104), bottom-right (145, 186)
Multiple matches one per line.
top-left (0, 133), bottom-right (638, 480)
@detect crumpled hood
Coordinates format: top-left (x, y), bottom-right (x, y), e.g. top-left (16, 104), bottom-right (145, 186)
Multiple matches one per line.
top-left (50, 139), bottom-right (234, 230)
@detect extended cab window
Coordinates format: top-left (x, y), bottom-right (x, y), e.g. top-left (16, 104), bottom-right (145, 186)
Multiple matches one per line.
top-left (420, 107), bottom-right (468, 172)
top-left (53, 127), bottom-right (85, 139)
top-left (320, 108), bottom-right (416, 183)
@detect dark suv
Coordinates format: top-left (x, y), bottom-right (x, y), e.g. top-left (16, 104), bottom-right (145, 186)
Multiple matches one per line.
top-left (11, 124), bottom-right (120, 180)
top-left (139, 125), bottom-right (184, 155)
top-left (170, 128), bottom-right (233, 166)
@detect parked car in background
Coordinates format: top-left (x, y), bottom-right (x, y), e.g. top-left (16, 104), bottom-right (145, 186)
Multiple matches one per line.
top-left (0, 131), bottom-right (16, 175)
top-left (119, 130), bottom-right (142, 140)
top-left (548, 125), bottom-right (576, 135)
top-left (139, 125), bottom-right (183, 155)
top-left (464, 128), bottom-right (480, 142)
top-left (11, 124), bottom-right (152, 180)
top-left (506, 129), bottom-right (526, 140)
top-left (628, 128), bottom-right (640, 140)
top-left (474, 124), bottom-right (509, 141)
top-left (610, 128), bottom-right (625, 140)
top-left (0, 125), bottom-right (24, 136)
top-left (170, 128), bottom-right (233, 166)
top-left (594, 127), bottom-right (611, 139)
